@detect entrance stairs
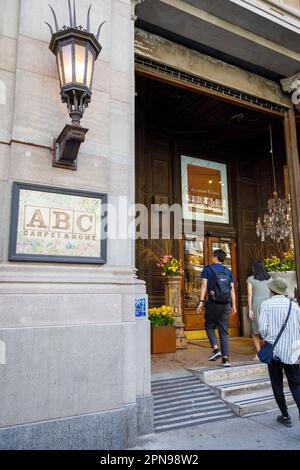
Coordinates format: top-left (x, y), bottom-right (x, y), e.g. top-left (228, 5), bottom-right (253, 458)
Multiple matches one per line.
top-left (152, 373), bottom-right (234, 432)
top-left (188, 362), bottom-right (294, 417)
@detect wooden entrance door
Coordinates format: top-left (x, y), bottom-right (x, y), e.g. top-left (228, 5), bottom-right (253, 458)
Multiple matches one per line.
top-left (182, 235), bottom-right (239, 335)
top-left (207, 237), bottom-right (239, 331)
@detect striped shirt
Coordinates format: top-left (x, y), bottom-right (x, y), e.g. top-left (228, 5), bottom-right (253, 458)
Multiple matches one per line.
top-left (259, 295), bottom-right (300, 365)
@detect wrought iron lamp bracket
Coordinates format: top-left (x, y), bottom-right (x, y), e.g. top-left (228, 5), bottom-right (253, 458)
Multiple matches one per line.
top-left (52, 124), bottom-right (88, 170)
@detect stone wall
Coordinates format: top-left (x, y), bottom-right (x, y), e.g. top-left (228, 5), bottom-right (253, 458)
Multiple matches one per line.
top-left (0, 0), bottom-right (153, 449)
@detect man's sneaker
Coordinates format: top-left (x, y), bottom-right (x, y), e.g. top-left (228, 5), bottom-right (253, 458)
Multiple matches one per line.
top-left (209, 349), bottom-right (222, 361)
top-left (221, 357), bottom-right (231, 367)
top-left (277, 415), bottom-right (292, 427)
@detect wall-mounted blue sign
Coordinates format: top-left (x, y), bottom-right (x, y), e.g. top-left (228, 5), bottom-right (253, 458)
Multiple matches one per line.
top-left (135, 297), bottom-right (147, 318)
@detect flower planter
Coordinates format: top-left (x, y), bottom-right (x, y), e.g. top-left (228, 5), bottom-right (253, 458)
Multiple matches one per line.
top-left (151, 325), bottom-right (176, 354)
top-left (269, 270), bottom-right (297, 299)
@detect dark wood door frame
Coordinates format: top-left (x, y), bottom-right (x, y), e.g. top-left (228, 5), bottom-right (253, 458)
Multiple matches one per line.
top-left (206, 236), bottom-right (239, 330)
top-left (180, 235), bottom-right (240, 332)
top-left (284, 107), bottom-right (300, 300)
top-left (135, 67), bottom-right (300, 305)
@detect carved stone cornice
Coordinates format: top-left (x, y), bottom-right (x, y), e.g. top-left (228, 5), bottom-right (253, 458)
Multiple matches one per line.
top-left (131, 0), bottom-right (144, 21)
top-left (281, 73), bottom-right (300, 106)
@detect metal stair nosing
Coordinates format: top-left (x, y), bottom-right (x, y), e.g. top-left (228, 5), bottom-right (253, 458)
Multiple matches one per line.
top-left (154, 411), bottom-right (235, 431)
top-left (155, 412), bottom-right (235, 433)
top-left (154, 403), bottom-right (232, 424)
top-left (153, 391), bottom-right (215, 407)
top-left (152, 383), bottom-right (207, 398)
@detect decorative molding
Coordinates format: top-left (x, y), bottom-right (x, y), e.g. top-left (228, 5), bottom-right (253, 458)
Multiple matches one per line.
top-left (255, 0), bottom-right (300, 20)
top-left (281, 72), bottom-right (300, 105)
top-left (131, 0), bottom-right (144, 21)
top-left (134, 28), bottom-right (290, 109)
top-left (135, 54), bottom-right (288, 114)
top-left (0, 264), bottom-right (145, 285)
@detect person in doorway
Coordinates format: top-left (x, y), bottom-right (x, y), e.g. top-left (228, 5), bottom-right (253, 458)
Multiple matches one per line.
top-left (259, 278), bottom-right (300, 427)
top-left (197, 249), bottom-right (237, 367)
top-left (247, 261), bottom-right (271, 360)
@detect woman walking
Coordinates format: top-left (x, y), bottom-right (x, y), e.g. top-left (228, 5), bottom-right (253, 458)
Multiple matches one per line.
top-left (247, 261), bottom-right (271, 358)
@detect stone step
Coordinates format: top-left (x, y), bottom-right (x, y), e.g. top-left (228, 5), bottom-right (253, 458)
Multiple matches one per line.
top-left (224, 388), bottom-right (294, 417)
top-left (207, 375), bottom-right (288, 399)
top-left (152, 382), bottom-right (207, 397)
top-left (188, 362), bottom-right (268, 384)
top-left (187, 363), bottom-right (295, 417)
top-left (154, 396), bottom-right (223, 415)
top-left (154, 401), bottom-right (230, 423)
top-left (155, 411), bottom-right (234, 433)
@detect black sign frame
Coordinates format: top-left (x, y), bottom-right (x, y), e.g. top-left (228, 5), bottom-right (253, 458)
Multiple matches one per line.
top-left (8, 182), bottom-right (107, 264)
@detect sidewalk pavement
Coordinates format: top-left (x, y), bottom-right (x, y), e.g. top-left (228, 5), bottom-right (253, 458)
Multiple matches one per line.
top-left (133, 407), bottom-right (300, 450)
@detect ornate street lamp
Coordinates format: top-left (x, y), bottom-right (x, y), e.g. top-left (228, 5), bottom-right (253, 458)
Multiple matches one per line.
top-left (45, 1), bottom-right (105, 169)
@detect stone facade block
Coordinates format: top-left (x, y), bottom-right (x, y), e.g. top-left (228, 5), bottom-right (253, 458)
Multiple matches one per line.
top-left (0, 0), bottom-right (20, 39)
top-left (0, 145), bottom-right (10, 182)
top-left (0, 36), bottom-right (17, 73)
top-left (0, 70), bottom-right (15, 142)
top-left (0, 323), bottom-right (128, 427)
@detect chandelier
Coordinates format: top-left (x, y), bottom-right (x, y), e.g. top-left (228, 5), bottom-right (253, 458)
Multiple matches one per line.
top-left (256, 123), bottom-right (292, 243)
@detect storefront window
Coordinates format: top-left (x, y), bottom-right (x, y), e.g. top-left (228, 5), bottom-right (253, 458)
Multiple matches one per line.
top-left (184, 237), bottom-right (204, 308)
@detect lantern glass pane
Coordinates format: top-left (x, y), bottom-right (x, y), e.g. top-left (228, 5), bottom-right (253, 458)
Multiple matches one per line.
top-left (86, 49), bottom-right (94, 89)
top-left (56, 51), bottom-right (63, 86)
top-left (62, 44), bottom-right (73, 84)
top-left (75, 44), bottom-right (86, 84)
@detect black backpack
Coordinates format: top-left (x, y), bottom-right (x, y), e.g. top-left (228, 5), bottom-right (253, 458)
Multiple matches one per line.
top-left (208, 264), bottom-right (232, 304)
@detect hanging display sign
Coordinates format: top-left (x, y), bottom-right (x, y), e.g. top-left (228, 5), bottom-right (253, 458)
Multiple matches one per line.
top-left (181, 155), bottom-right (229, 224)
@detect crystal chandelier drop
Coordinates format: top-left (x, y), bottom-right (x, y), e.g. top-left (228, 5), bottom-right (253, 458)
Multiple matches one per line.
top-left (256, 123), bottom-right (292, 243)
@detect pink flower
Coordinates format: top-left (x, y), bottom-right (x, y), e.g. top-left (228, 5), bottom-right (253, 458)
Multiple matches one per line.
top-left (162, 256), bottom-right (169, 263)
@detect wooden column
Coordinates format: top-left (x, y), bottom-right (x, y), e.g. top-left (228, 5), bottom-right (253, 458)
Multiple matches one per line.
top-left (284, 107), bottom-right (300, 300)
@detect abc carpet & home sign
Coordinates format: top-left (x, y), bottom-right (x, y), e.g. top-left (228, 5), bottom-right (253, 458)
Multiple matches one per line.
top-left (9, 182), bottom-right (107, 264)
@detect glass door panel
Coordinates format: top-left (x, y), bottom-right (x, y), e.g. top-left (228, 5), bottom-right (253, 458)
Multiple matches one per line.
top-left (211, 241), bottom-right (232, 270)
top-left (182, 236), bottom-right (240, 333)
top-left (184, 237), bottom-right (204, 309)
top-left (208, 237), bottom-right (239, 330)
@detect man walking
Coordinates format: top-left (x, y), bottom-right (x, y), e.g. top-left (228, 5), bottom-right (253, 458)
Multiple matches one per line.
top-left (197, 249), bottom-right (236, 367)
top-left (259, 278), bottom-right (300, 427)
